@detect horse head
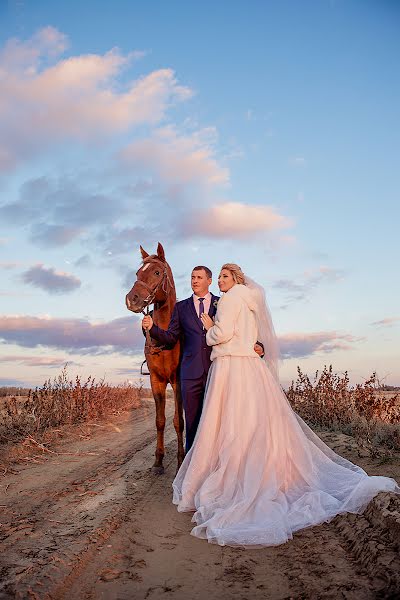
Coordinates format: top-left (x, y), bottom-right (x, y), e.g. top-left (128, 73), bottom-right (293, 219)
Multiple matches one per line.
top-left (125, 242), bottom-right (173, 313)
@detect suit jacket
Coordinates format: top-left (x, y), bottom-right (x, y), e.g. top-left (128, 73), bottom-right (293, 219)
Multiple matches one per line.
top-left (150, 294), bottom-right (219, 380)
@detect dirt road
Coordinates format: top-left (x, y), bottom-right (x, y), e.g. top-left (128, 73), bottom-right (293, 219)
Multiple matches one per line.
top-left (1, 400), bottom-right (399, 599)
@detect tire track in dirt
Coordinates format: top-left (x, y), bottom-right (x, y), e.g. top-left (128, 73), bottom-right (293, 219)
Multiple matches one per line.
top-left (1, 401), bottom-right (399, 599)
top-left (51, 443), bottom-right (385, 600)
top-left (0, 402), bottom-right (177, 598)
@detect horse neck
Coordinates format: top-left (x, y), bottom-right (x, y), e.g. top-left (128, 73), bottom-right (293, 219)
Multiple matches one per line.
top-left (153, 266), bottom-right (176, 329)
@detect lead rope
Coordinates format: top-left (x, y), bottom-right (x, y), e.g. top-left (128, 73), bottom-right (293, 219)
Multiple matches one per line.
top-left (142, 305), bottom-right (152, 352)
top-left (141, 264), bottom-right (170, 357)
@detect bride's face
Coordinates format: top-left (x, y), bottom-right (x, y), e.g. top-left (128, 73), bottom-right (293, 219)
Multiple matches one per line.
top-left (218, 269), bottom-right (235, 292)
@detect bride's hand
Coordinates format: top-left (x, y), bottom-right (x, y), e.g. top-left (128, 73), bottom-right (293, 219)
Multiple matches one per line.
top-left (201, 313), bottom-right (213, 331)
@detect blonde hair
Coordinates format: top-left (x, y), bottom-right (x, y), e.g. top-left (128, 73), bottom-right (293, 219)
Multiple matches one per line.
top-left (220, 263), bottom-right (246, 285)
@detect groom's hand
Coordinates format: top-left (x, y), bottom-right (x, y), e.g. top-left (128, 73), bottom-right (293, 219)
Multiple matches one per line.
top-left (142, 315), bottom-right (153, 330)
top-left (254, 343), bottom-right (264, 357)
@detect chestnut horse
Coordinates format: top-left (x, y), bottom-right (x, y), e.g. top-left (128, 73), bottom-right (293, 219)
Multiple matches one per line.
top-left (125, 243), bottom-right (184, 474)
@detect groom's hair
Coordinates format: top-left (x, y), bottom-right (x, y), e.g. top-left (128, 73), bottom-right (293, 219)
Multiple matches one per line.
top-left (192, 265), bottom-right (212, 279)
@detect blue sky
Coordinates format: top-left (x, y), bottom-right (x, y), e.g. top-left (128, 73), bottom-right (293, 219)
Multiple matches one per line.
top-left (0, 0), bottom-right (399, 387)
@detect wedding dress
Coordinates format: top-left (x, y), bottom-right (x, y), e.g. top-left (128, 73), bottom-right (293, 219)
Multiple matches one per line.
top-left (172, 278), bottom-right (400, 547)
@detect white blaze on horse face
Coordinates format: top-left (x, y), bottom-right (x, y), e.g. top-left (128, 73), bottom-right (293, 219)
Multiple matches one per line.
top-left (141, 263), bottom-right (150, 272)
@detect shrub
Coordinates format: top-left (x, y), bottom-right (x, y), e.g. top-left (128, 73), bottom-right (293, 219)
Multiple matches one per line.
top-left (286, 365), bottom-right (400, 453)
top-left (0, 366), bottom-right (143, 445)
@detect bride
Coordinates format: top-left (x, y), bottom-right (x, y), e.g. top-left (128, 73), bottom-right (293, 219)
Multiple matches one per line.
top-left (172, 263), bottom-right (400, 547)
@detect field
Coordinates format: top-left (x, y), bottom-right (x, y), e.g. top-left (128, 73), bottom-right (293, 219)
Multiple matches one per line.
top-left (0, 366), bottom-right (399, 599)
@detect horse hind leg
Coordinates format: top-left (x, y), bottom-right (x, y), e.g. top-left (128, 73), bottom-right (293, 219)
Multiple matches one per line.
top-left (151, 376), bottom-right (167, 475)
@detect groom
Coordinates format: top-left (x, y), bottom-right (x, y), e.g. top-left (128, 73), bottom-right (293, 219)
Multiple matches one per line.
top-left (143, 266), bottom-right (264, 451)
top-left (142, 266), bottom-right (217, 451)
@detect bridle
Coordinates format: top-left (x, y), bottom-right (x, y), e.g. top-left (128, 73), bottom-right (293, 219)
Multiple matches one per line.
top-left (138, 259), bottom-right (174, 312)
top-left (137, 258), bottom-right (174, 360)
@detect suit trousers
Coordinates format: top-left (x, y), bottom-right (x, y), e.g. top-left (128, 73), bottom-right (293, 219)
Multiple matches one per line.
top-left (180, 371), bottom-right (209, 452)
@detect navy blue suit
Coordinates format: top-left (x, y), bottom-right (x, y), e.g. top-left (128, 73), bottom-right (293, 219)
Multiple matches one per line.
top-left (150, 294), bottom-right (219, 451)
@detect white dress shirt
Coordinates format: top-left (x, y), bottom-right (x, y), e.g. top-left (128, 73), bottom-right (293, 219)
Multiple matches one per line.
top-left (193, 292), bottom-right (212, 317)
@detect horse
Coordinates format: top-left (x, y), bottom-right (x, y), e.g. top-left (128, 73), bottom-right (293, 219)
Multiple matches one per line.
top-left (125, 242), bottom-right (184, 474)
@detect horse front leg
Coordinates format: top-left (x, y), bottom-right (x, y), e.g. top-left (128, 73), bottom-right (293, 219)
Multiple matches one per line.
top-left (171, 376), bottom-right (184, 470)
top-left (150, 374), bottom-right (167, 475)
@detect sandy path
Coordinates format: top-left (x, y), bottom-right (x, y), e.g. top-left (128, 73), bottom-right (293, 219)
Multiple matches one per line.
top-left (0, 400), bottom-right (399, 599)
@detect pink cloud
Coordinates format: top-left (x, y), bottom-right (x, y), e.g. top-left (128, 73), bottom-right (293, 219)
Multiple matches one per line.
top-left (0, 314), bottom-right (142, 355)
top-left (279, 331), bottom-right (362, 359)
top-left (121, 125), bottom-right (229, 187)
top-left (1, 355), bottom-right (82, 368)
top-left (183, 201), bottom-right (293, 239)
top-left (370, 317), bottom-right (400, 327)
top-left (0, 28), bottom-right (192, 170)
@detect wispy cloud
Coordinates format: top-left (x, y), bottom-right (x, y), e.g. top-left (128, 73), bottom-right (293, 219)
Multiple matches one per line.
top-left (279, 331), bottom-right (362, 359)
top-left (289, 156), bottom-right (307, 167)
top-left (120, 125), bottom-right (229, 187)
top-left (370, 316), bottom-right (400, 327)
top-left (21, 264), bottom-right (81, 294)
top-left (273, 266), bottom-right (345, 304)
top-left (0, 314), bottom-right (143, 355)
top-left (1, 355), bottom-right (82, 368)
top-left (0, 261), bottom-right (22, 270)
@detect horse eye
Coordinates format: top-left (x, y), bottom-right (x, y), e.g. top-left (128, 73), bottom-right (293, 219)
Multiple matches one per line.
top-left (155, 271), bottom-right (160, 276)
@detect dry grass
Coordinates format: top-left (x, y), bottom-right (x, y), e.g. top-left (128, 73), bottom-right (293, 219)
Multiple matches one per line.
top-left (2, 365), bottom-right (399, 459)
top-left (286, 365), bottom-right (400, 455)
top-left (0, 367), bottom-right (145, 446)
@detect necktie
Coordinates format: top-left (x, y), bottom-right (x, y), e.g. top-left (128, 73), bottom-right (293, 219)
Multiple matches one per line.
top-left (198, 297), bottom-right (205, 320)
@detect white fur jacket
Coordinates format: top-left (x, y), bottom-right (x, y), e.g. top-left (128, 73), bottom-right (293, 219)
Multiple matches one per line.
top-left (206, 283), bottom-right (259, 360)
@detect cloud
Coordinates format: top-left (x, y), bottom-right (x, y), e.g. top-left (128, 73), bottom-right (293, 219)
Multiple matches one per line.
top-left (22, 264), bottom-right (81, 294)
top-left (370, 317), bottom-right (400, 327)
top-left (113, 360), bottom-right (148, 376)
top-left (1, 355), bottom-right (82, 368)
top-left (74, 254), bottom-right (92, 268)
top-left (279, 331), bottom-right (361, 359)
top-left (120, 125), bottom-right (229, 187)
top-left (289, 156), bottom-right (307, 167)
top-left (0, 378), bottom-right (31, 388)
top-left (273, 266), bottom-right (345, 303)
top-left (0, 291), bottom-right (33, 297)
top-left (0, 175), bottom-right (126, 247)
top-left (30, 224), bottom-right (84, 247)
top-left (96, 225), bottom-right (156, 256)
top-left (0, 314), bottom-right (143, 355)
top-left (0, 30), bottom-right (233, 254)
top-left (0, 28), bottom-right (192, 171)
top-left (0, 261), bottom-right (21, 269)
top-left (181, 201), bottom-right (293, 239)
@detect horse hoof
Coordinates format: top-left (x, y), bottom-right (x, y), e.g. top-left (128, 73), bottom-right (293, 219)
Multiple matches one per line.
top-left (152, 465), bottom-right (165, 475)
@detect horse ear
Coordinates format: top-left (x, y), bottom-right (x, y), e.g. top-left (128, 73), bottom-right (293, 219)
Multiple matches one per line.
top-left (157, 242), bottom-right (165, 262)
top-left (140, 245), bottom-right (149, 259)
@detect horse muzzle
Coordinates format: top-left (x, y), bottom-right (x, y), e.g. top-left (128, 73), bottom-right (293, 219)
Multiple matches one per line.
top-left (125, 292), bottom-right (146, 313)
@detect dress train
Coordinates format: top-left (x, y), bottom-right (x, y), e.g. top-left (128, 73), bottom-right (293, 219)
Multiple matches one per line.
top-left (172, 356), bottom-right (400, 547)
